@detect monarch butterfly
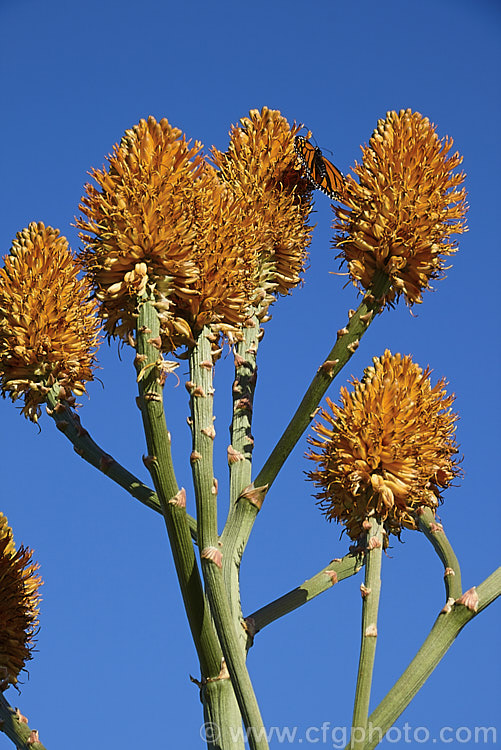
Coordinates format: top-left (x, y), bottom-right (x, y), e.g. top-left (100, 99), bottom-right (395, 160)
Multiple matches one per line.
top-left (294, 135), bottom-right (344, 199)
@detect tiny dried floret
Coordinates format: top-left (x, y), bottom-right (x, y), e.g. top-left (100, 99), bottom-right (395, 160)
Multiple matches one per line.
top-left (0, 513), bottom-right (42, 690)
top-left (0, 223), bottom-right (101, 421)
top-left (307, 350), bottom-right (461, 542)
top-left (333, 109), bottom-right (468, 307)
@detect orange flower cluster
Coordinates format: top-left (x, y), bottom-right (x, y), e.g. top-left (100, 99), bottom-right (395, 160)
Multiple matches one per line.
top-left (0, 223), bottom-right (101, 420)
top-left (212, 108), bottom-right (313, 312)
top-left (0, 513), bottom-right (42, 690)
top-left (77, 109), bottom-right (313, 351)
top-left (307, 351), bottom-right (461, 542)
top-left (77, 117), bottom-right (202, 346)
top-left (334, 110), bottom-right (467, 307)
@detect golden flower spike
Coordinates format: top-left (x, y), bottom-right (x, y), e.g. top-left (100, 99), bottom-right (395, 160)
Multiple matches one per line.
top-left (307, 350), bottom-right (461, 543)
top-left (77, 116), bottom-right (202, 350)
top-left (334, 109), bottom-right (468, 308)
top-left (0, 222), bottom-right (101, 421)
top-left (211, 107), bottom-right (313, 320)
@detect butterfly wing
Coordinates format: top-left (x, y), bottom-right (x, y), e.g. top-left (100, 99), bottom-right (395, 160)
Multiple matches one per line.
top-left (294, 135), bottom-right (344, 199)
top-left (319, 155), bottom-right (345, 198)
top-left (294, 136), bottom-right (318, 180)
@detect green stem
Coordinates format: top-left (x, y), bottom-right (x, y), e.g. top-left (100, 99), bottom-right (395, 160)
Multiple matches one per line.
top-left (189, 329), bottom-right (268, 750)
top-left (352, 567), bottom-right (501, 750)
top-left (202, 565), bottom-right (267, 750)
top-left (350, 520), bottom-right (384, 750)
top-left (246, 551), bottom-right (364, 641)
top-left (221, 319), bottom-right (260, 632)
top-left (202, 677), bottom-right (246, 749)
top-left (417, 507), bottom-right (462, 600)
top-left (0, 694), bottom-right (47, 749)
top-left (228, 318), bottom-right (259, 505)
top-left (45, 387), bottom-right (198, 539)
top-left (188, 330), bottom-right (218, 551)
top-left (135, 301), bottom-right (221, 679)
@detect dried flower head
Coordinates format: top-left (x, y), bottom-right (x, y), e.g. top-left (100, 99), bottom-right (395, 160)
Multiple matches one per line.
top-left (307, 350), bottom-right (461, 542)
top-left (0, 513), bottom-right (42, 690)
top-left (334, 110), bottom-right (468, 307)
top-left (0, 223), bottom-right (101, 421)
top-left (212, 107), bottom-right (313, 318)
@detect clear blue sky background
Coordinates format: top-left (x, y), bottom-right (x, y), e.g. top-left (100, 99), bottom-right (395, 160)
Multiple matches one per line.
top-left (1, 0), bottom-right (499, 747)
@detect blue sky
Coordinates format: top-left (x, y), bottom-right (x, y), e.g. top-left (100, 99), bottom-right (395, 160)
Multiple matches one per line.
top-left (1, 0), bottom-right (500, 747)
